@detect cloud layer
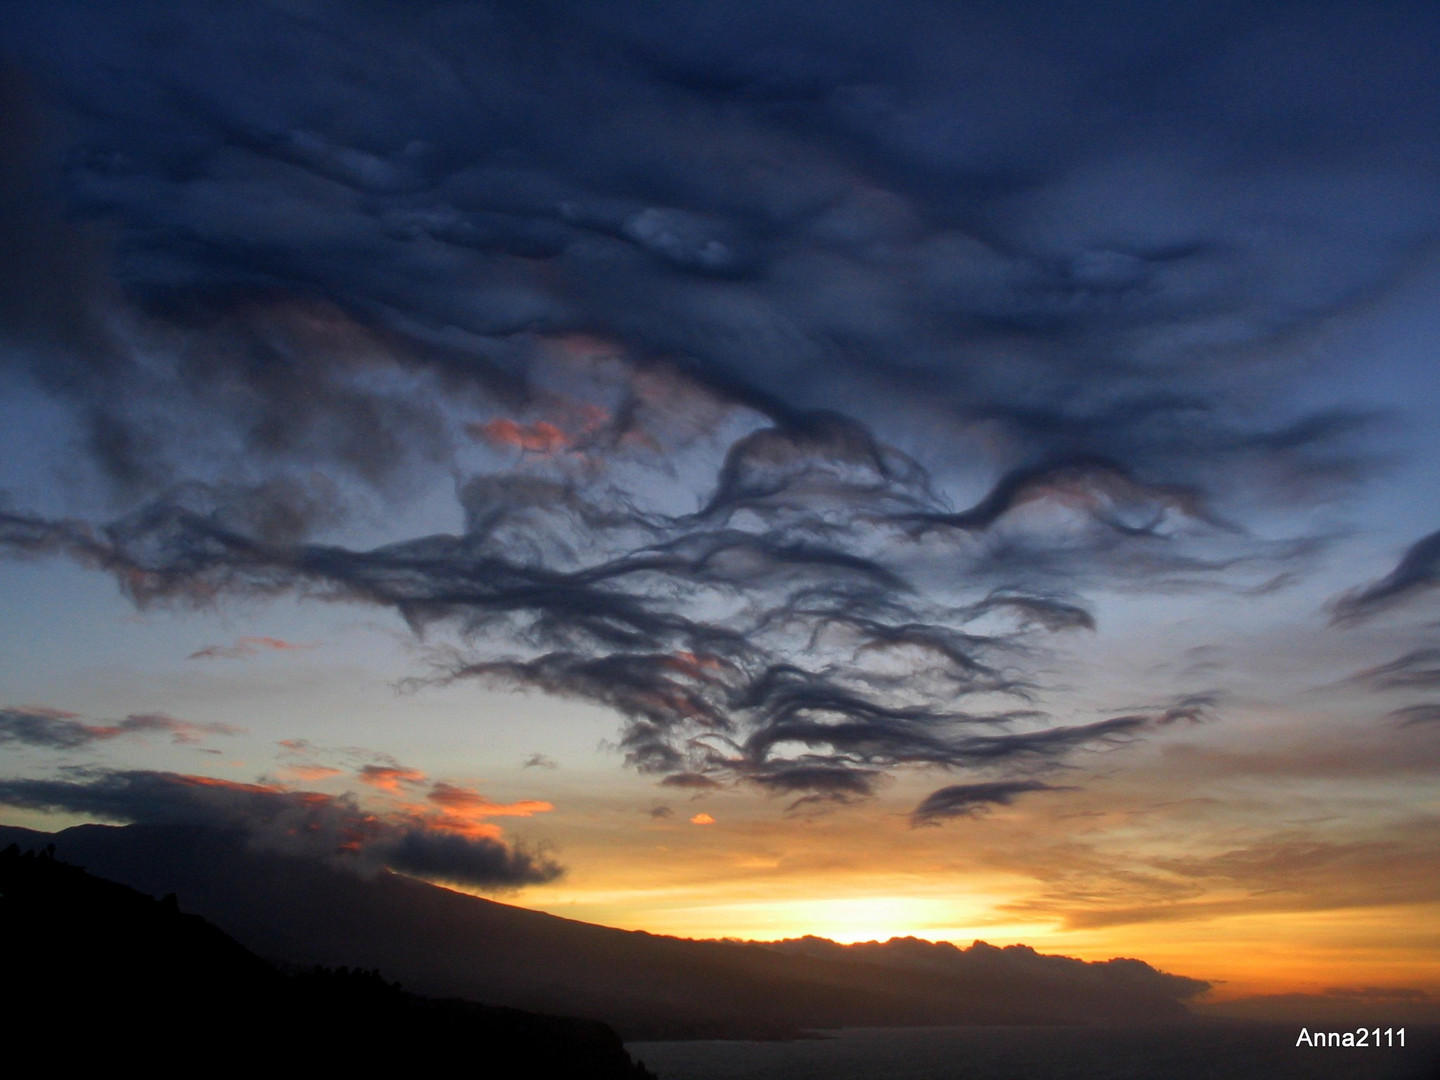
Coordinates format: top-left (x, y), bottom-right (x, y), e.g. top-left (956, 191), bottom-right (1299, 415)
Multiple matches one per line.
top-left (0, 767), bottom-right (560, 888)
top-left (1, 1), bottom-right (1419, 494)
top-left (2, 1), bottom-right (1437, 818)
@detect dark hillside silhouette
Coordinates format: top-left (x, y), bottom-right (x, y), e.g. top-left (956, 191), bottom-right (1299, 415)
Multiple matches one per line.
top-left (2, 823), bottom-right (1207, 1040)
top-left (0, 841), bottom-right (654, 1077)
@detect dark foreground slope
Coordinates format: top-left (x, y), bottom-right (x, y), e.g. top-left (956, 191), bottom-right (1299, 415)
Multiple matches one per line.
top-left (0, 842), bottom-right (653, 1077)
top-left (2, 823), bottom-right (1206, 1039)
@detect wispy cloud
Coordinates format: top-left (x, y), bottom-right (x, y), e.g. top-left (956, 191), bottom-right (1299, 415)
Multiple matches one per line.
top-left (0, 705), bottom-right (240, 749)
top-left (1387, 704), bottom-right (1440, 727)
top-left (1349, 648), bottom-right (1440, 690)
top-left (275, 764), bottom-right (344, 783)
top-left (999, 823), bottom-right (1440, 931)
top-left (911, 780), bottom-right (1074, 827)
top-left (187, 635), bottom-right (313, 661)
top-left (1330, 530), bottom-right (1440, 625)
top-left (357, 764), bottom-right (427, 794)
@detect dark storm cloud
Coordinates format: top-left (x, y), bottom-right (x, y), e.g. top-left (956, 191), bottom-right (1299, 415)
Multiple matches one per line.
top-left (0, 66), bottom-right (115, 365)
top-left (0, 768), bottom-right (560, 887)
top-left (911, 779), bottom-right (1071, 827)
top-left (0, 769), bottom-right (322, 826)
top-left (0, 705), bottom-right (239, 749)
top-left (1330, 529), bottom-right (1440, 625)
top-left (2, 1), bottom-right (1435, 799)
top-left (0, 0), bottom-right (1425, 499)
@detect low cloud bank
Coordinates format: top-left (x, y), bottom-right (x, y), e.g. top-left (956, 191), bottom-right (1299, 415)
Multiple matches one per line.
top-left (0, 768), bottom-right (560, 888)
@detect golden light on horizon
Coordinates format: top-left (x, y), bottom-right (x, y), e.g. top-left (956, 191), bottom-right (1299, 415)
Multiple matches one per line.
top-left (521, 872), bottom-right (1038, 945)
top-left (1059, 902), bottom-right (1440, 1000)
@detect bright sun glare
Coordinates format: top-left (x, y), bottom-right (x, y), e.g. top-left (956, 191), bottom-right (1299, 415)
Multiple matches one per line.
top-left (720, 896), bottom-right (973, 943)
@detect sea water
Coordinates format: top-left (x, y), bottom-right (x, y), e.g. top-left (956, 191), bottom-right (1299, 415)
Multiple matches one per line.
top-left (628, 1023), bottom-right (1440, 1080)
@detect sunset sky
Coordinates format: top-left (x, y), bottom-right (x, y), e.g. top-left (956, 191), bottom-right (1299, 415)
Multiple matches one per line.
top-left (3, 0), bottom-right (1440, 1006)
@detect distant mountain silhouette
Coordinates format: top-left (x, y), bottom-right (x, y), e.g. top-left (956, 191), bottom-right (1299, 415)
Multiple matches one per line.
top-left (1, 823), bottom-right (1208, 1040)
top-left (0, 839), bottom-right (654, 1076)
top-left (766, 935), bottom-right (1208, 1012)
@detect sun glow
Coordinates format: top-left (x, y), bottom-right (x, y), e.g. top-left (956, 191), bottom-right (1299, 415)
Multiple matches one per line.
top-left (788, 896), bottom-right (960, 943)
top-left (532, 890), bottom-right (1009, 944)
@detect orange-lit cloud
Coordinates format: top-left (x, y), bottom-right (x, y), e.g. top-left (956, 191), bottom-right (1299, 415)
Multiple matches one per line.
top-left (468, 398), bottom-right (612, 458)
top-left (427, 781), bottom-right (552, 817)
top-left (277, 765), bottom-right (345, 783)
top-left (667, 651), bottom-right (728, 677)
top-left (396, 782), bottom-right (556, 841)
top-left (690, 813), bottom-right (715, 825)
top-left (168, 773), bottom-right (286, 796)
top-left (188, 636), bottom-right (313, 660)
top-left (407, 813), bottom-right (504, 841)
top-left (471, 418), bottom-right (571, 454)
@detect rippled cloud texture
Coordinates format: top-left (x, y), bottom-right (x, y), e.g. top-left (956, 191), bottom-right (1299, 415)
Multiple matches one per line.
top-left (2, 0), bottom-right (1439, 918)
